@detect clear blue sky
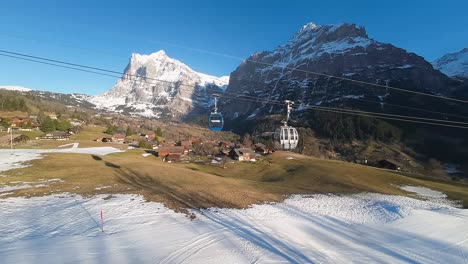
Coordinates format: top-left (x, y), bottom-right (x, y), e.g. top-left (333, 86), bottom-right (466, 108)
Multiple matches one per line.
top-left (0, 0), bottom-right (467, 95)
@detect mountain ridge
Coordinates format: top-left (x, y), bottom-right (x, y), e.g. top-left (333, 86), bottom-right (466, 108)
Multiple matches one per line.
top-left (89, 50), bottom-right (229, 118)
top-left (433, 48), bottom-right (468, 78)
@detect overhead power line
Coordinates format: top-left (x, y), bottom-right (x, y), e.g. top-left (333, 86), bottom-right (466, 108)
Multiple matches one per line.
top-left (2, 50), bottom-right (468, 130)
top-left (111, 39), bottom-right (468, 105)
top-left (2, 48), bottom-right (465, 121)
top-left (2, 49), bottom-right (468, 105)
top-left (218, 94), bottom-right (468, 129)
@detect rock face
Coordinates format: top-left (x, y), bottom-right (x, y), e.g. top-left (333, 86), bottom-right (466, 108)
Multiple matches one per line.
top-left (225, 23), bottom-right (463, 119)
top-left (433, 48), bottom-right (468, 78)
top-left (90, 50), bottom-right (228, 119)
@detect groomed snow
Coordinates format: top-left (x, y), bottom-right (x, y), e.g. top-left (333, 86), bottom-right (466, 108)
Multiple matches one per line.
top-left (0, 193), bottom-right (466, 263)
top-left (0, 150), bottom-right (467, 263)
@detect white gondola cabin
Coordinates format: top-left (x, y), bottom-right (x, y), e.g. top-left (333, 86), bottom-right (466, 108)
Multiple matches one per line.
top-left (274, 126), bottom-right (299, 150)
top-left (208, 94), bottom-right (224, 131)
top-left (274, 100), bottom-right (299, 150)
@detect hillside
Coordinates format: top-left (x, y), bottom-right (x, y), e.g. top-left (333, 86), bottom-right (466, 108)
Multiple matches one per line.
top-left (222, 23), bottom-right (468, 173)
top-left (1, 149), bottom-right (467, 209)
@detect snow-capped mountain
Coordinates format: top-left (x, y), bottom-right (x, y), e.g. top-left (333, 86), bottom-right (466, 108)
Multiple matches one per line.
top-left (225, 22), bottom-right (464, 119)
top-left (0, 86), bottom-right (32, 92)
top-left (89, 50), bottom-right (229, 119)
top-left (0, 85), bottom-right (94, 108)
top-left (433, 48), bottom-right (468, 78)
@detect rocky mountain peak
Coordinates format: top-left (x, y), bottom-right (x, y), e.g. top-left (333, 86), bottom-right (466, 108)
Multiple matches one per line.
top-left (293, 23), bottom-right (368, 46)
top-left (226, 22), bottom-right (461, 120)
top-left (90, 51), bottom-right (228, 119)
top-left (433, 48), bottom-right (468, 78)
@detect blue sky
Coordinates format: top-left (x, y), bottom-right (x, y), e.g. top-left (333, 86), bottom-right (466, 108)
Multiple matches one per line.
top-left (0, 0), bottom-right (467, 95)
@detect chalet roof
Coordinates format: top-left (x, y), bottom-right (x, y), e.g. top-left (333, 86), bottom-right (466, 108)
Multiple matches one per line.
top-left (180, 140), bottom-right (192, 147)
top-left (232, 148), bottom-right (255, 156)
top-left (254, 143), bottom-right (266, 148)
top-left (158, 146), bottom-right (185, 154)
top-left (113, 133), bottom-right (126, 138)
top-left (379, 159), bottom-right (402, 167)
top-left (52, 131), bottom-right (70, 137)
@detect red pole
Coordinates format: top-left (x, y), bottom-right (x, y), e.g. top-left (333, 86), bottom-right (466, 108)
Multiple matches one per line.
top-left (100, 210), bottom-right (104, 232)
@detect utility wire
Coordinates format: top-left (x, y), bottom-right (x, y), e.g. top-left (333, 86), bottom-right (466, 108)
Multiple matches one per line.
top-left (106, 39), bottom-right (468, 105)
top-left (2, 50), bottom-right (468, 129)
top-left (2, 49), bottom-right (468, 105)
top-left (2, 48), bottom-right (466, 121)
top-left (0, 53), bottom-right (122, 79)
top-left (217, 94), bottom-right (468, 129)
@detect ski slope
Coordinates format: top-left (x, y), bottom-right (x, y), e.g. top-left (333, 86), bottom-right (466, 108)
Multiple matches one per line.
top-left (0, 192), bottom-right (466, 263)
top-left (0, 148), bottom-right (467, 263)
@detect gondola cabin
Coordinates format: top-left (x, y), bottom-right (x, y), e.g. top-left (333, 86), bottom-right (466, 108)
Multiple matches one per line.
top-left (209, 112), bottom-right (224, 131)
top-left (274, 126), bottom-right (298, 150)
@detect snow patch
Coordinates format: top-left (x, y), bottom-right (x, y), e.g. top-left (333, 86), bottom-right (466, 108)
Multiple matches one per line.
top-left (400, 185), bottom-right (448, 200)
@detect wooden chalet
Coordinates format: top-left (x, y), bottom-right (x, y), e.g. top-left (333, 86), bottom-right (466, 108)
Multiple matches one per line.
top-left (157, 146), bottom-right (185, 157)
top-left (229, 148), bottom-right (256, 162)
top-left (376, 159), bottom-right (402, 171)
top-left (40, 131), bottom-right (71, 141)
top-left (112, 133), bottom-right (126, 142)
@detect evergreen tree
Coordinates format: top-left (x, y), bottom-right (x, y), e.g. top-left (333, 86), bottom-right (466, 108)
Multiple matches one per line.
top-left (55, 120), bottom-right (71, 131)
top-left (126, 126), bottom-right (133, 136)
top-left (40, 117), bottom-right (56, 132)
top-left (156, 127), bottom-right (163, 137)
top-left (105, 125), bottom-right (117, 134)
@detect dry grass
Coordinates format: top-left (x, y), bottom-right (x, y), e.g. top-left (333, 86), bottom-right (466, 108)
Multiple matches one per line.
top-left (0, 126), bottom-right (127, 150)
top-left (1, 150), bottom-right (468, 211)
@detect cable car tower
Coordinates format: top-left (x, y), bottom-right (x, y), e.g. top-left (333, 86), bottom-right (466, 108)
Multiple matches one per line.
top-left (208, 94), bottom-right (224, 131)
top-left (274, 100), bottom-right (299, 150)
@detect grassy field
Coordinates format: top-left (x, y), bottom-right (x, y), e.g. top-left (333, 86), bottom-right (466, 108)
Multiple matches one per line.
top-left (1, 149), bottom-right (468, 211)
top-left (0, 125), bottom-right (128, 150)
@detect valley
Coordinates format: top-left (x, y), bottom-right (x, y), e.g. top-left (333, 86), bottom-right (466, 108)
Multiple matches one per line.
top-left (1, 5), bottom-right (467, 262)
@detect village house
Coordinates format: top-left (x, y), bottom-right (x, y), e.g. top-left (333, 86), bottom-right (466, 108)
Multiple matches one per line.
top-left (376, 159), bottom-right (402, 171)
top-left (40, 131), bottom-right (71, 140)
top-left (180, 140), bottom-right (193, 152)
top-left (163, 154), bottom-right (181, 163)
top-left (159, 140), bottom-right (176, 147)
top-left (254, 143), bottom-right (272, 155)
top-left (229, 148), bottom-right (257, 162)
top-left (48, 114), bottom-right (58, 120)
top-left (112, 133), bottom-right (126, 142)
top-left (68, 126), bottom-right (80, 135)
top-left (70, 120), bottom-right (84, 127)
top-left (157, 146), bottom-right (185, 157)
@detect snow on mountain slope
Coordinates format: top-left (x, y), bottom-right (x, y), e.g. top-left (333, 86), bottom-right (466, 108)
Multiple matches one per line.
top-left (89, 50), bottom-right (229, 119)
top-left (433, 48), bottom-right (468, 78)
top-left (226, 22), bottom-right (460, 118)
top-left (0, 85), bottom-right (31, 92)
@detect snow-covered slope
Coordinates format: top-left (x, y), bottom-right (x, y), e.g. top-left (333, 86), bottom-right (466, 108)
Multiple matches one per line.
top-left (0, 85), bottom-right (31, 92)
top-left (89, 50), bottom-right (229, 119)
top-left (1, 150), bottom-right (467, 263)
top-left (0, 192), bottom-right (466, 263)
top-left (433, 48), bottom-right (468, 78)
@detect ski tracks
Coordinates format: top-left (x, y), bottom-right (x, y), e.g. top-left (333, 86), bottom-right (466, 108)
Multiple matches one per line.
top-left (159, 227), bottom-right (228, 264)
